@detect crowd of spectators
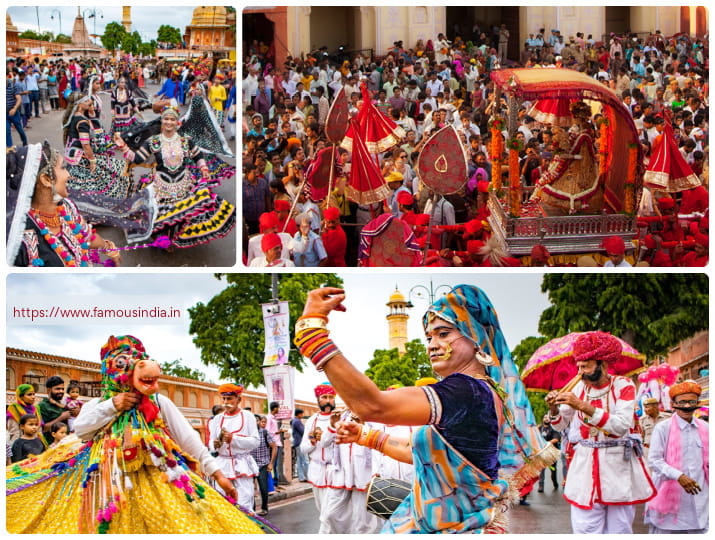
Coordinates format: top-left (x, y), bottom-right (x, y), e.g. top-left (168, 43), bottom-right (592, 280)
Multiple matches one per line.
top-left (242, 25), bottom-right (708, 266)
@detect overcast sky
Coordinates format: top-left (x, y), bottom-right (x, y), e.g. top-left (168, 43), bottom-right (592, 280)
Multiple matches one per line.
top-left (7, 5), bottom-right (202, 41)
top-left (6, 272), bottom-right (550, 403)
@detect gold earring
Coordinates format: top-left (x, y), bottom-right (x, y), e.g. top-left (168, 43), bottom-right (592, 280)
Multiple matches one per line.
top-left (475, 350), bottom-right (494, 366)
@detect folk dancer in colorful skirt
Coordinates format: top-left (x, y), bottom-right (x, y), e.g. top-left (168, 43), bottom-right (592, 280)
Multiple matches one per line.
top-left (110, 76), bottom-right (144, 137)
top-left (295, 285), bottom-right (556, 533)
top-left (6, 335), bottom-right (263, 533)
top-left (645, 380), bottom-right (709, 533)
top-left (62, 91), bottom-right (155, 243)
top-left (546, 332), bottom-right (656, 534)
top-left (209, 383), bottom-right (260, 511)
top-left (113, 105), bottom-right (235, 248)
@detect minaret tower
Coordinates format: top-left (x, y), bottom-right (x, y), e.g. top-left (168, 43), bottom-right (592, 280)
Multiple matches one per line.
top-left (122, 7), bottom-right (132, 32)
top-left (386, 287), bottom-right (411, 355)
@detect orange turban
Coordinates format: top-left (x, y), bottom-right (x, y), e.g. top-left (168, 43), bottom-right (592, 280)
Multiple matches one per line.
top-left (669, 380), bottom-right (702, 400)
top-left (218, 383), bottom-right (243, 395)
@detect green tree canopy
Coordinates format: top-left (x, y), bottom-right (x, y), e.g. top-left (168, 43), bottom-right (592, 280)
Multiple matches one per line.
top-left (539, 274), bottom-right (708, 358)
top-left (364, 339), bottom-right (433, 389)
top-left (19, 30), bottom-right (53, 41)
top-left (157, 24), bottom-right (182, 44)
top-left (53, 34), bottom-right (72, 44)
top-left (511, 335), bottom-right (550, 423)
top-left (101, 22), bottom-right (126, 52)
top-left (160, 359), bottom-right (209, 382)
top-left (188, 273), bottom-right (343, 387)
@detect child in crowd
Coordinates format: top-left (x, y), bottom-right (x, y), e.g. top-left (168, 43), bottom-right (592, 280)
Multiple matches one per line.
top-left (63, 383), bottom-right (83, 433)
top-left (49, 422), bottom-right (68, 447)
top-left (10, 414), bottom-right (45, 463)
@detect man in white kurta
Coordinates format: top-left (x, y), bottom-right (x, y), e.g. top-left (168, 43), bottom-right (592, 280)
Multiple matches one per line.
top-left (209, 384), bottom-right (260, 511)
top-left (299, 383), bottom-right (341, 533)
top-left (645, 381), bottom-right (709, 533)
top-left (546, 332), bottom-right (655, 534)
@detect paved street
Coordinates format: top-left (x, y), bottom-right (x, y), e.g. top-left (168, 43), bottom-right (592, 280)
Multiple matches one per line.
top-left (262, 485), bottom-right (650, 534)
top-left (15, 80), bottom-right (237, 267)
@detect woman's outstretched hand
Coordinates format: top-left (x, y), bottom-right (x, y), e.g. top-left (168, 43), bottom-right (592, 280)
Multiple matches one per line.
top-left (303, 287), bottom-right (347, 318)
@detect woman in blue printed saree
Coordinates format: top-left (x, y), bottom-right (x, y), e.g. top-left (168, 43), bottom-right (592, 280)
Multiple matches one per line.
top-left (294, 285), bottom-right (557, 533)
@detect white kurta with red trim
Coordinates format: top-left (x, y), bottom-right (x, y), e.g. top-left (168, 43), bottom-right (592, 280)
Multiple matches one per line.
top-left (209, 409), bottom-right (260, 479)
top-left (299, 412), bottom-right (338, 488)
top-left (551, 376), bottom-right (656, 509)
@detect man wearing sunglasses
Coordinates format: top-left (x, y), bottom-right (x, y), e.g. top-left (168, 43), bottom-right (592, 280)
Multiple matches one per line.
top-left (645, 380), bottom-right (708, 533)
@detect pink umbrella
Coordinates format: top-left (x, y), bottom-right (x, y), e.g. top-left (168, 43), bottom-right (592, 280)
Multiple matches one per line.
top-left (522, 332), bottom-right (646, 392)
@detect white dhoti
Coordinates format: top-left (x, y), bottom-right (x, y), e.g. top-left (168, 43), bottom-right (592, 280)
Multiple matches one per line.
top-left (571, 502), bottom-right (636, 534)
top-left (320, 487), bottom-right (353, 533)
top-left (215, 475), bottom-right (256, 511)
top-left (350, 489), bottom-right (383, 533)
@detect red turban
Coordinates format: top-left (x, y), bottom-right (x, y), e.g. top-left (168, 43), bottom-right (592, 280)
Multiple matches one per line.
top-left (657, 197), bottom-right (675, 211)
top-left (261, 232), bottom-right (282, 253)
top-left (323, 207), bottom-right (340, 221)
top-left (651, 251), bottom-right (673, 267)
top-left (573, 331), bottom-right (622, 364)
top-left (602, 236), bottom-right (625, 255)
top-left (464, 219), bottom-right (483, 234)
top-left (396, 191), bottom-right (414, 206)
top-left (530, 244), bottom-right (550, 259)
top-left (314, 383), bottom-right (336, 398)
top-left (669, 380), bottom-right (702, 399)
top-left (694, 232), bottom-right (709, 248)
top-left (680, 186), bottom-right (709, 214)
top-left (477, 180), bottom-right (490, 193)
top-left (415, 214), bottom-right (431, 226)
top-left (274, 199), bottom-right (291, 212)
top-left (218, 383), bottom-right (243, 395)
top-left (643, 234), bottom-right (657, 250)
top-left (467, 240), bottom-right (484, 254)
top-left (259, 212), bottom-right (279, 232)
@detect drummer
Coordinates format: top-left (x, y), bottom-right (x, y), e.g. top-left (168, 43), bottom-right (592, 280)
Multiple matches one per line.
top-left (545, 331), bottom-right (656, 533)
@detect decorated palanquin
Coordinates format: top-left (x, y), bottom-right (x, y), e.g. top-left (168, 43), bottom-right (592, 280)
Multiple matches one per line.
top-left (488, 69), bottom-right (643, 256)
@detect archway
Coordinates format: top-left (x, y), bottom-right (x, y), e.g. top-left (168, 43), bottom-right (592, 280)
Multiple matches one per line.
top-left (243, 12), bottom-right (275, 64)
top-left (309, 7), bottom-right (361, 55)
top-left (605, 7), bottom-right (631, 37)
top-left (445, 7), bottom-right (520, 62)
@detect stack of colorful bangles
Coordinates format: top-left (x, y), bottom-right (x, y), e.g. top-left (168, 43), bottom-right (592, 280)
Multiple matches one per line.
top-left (356, 425), bottom-right (390, 452)
top-left (294, 314), bottom-right (342, 371)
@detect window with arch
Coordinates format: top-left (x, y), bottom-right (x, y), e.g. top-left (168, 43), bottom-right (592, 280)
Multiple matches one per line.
top-left (7, 367), bottom-right (16, 391)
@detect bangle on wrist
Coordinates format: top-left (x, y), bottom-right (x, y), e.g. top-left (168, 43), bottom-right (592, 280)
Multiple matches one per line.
top-left (295, 317), bottom-right (328, 333)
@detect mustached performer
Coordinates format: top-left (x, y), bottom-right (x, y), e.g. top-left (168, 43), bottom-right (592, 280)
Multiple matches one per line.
top-left (545, 332), bottom-right (656, 534)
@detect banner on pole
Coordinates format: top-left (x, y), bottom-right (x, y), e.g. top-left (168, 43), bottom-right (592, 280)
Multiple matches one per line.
top-left (261, 301), bottom-right (290, 366)
top-left (262, 364), bottom-right (295, 420)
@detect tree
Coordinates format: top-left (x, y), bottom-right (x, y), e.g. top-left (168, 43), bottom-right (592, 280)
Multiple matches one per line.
top-left (364, 339), bottom-right (434, 389)
top-left (53, 34), bottom-right (72, 44)
top-left (539, 274), bottom-right (708, 358)
top-left (157, 24), bottom-right (182, 45)
top-left (160, 359), bottom-right (209, 382)
top-left (188, 273), bottom-right (343, 387)
top-left (511, 335), bottom-right (550, 425)
top-left (19, 30), bottom-right (53, 41)
top-left (101, 22), bottom-right (126, 52)
top-left (138, 40), bottom-right (157, 57)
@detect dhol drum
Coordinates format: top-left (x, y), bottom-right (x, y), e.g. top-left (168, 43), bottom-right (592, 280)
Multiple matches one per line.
top-left (365, 475), bottom-right (412, 520)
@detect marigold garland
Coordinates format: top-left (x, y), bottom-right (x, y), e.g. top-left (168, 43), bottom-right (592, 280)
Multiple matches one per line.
top-left (597, 117), bottom-right (610, 180)
top-left (489, 118), bottom-right (504, 191)
top-left (625, 143), bottom-right (638, 215)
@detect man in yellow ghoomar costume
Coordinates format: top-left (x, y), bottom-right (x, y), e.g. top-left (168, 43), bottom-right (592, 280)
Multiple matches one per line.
top-left (6, 335), bottom-right (264, 534)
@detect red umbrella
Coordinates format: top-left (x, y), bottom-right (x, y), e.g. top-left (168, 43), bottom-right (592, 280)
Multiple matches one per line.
top-left (644, 111), bottom-right (701, 192)
top-left (341, 83), bottom-right (405, 154)
top-left (527, 98), bottom-right (576, 127)
top-left (522, 332), bottom-right (646, 393)
top-left (346, 118), bottom-right (391, 205)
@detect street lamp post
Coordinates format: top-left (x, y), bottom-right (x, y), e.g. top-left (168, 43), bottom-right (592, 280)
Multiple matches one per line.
top-left (83, 8), bottom-right (104, 46)
top-left (407, 279), bottom-right (452, 307)
top-left (50, 9), bottom-right (62, 36)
